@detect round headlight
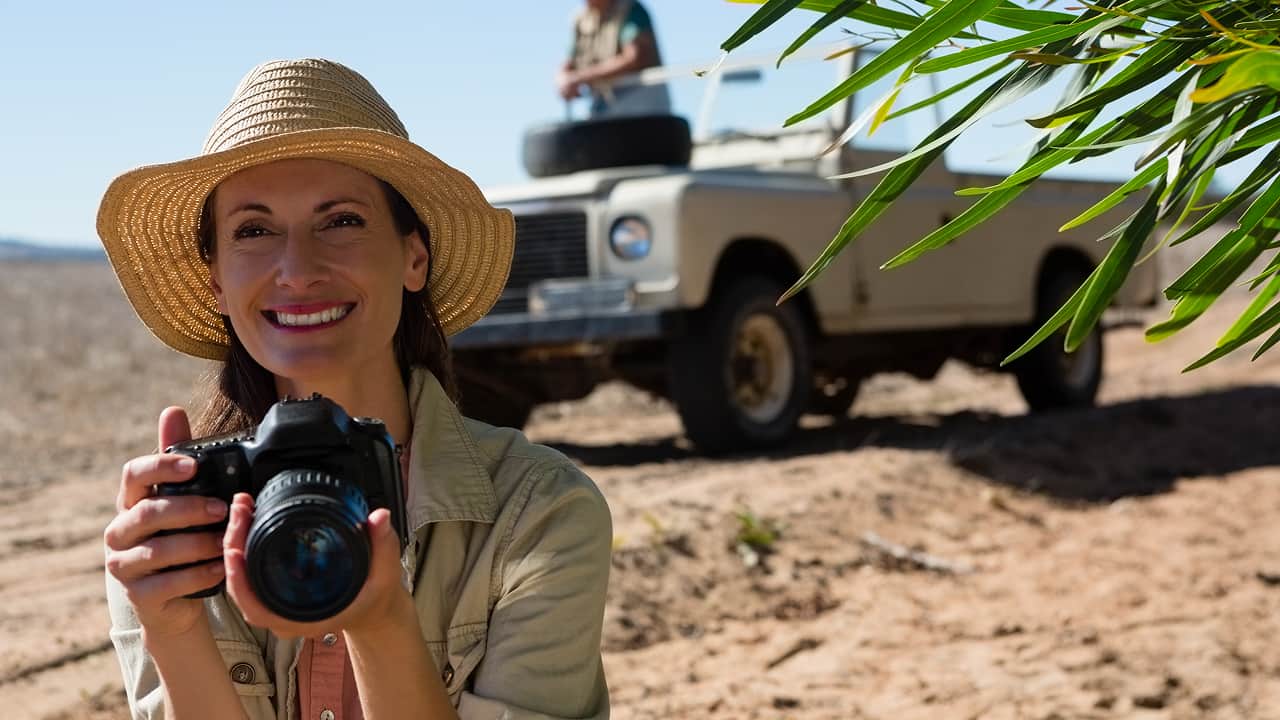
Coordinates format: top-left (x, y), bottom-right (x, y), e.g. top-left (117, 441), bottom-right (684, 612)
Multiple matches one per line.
top-left (609, 217), bottom-right (652, 261)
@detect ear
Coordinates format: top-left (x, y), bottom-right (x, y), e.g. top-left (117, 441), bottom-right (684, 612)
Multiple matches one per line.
top-left (208, 259), bottom-right (229, 315)
top-left (403, 228), bottom-right (430, 293)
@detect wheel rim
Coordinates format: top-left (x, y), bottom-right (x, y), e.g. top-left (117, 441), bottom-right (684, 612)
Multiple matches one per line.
top-left (1056, 325), bottom-right (1101, 392)
top-left (728, 313), bottom-right (795, 424)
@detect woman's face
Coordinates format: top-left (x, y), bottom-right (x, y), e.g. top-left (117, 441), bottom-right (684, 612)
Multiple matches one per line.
top-left (208, 158), bottom-right (429, 391)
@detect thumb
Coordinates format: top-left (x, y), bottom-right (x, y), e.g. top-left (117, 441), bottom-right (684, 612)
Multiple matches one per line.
top-left (158, 406), bottom-right (192, 452)
top-left (367, 509), bottom-right (402, 573)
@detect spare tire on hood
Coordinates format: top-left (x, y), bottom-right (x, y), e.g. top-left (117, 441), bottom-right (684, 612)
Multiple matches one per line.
top-left (522, 114), bottom-right (692, 178)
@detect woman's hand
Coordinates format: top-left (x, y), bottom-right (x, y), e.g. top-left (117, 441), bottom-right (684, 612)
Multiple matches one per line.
top-left (222, 493), bottom-right (412, 639)
top-left (104, 407), bottom-right (228, 640)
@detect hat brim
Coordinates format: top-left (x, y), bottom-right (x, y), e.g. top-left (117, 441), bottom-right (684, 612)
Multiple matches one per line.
top-left (97, 127), bottom-right (515, 361)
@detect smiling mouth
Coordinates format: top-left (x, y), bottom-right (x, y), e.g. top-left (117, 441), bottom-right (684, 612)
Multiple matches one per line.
top-left (263, 303), bottom-right (356, 328)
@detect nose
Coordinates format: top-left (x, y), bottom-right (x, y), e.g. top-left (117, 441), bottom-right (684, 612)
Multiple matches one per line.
top-left (274, 230), bottom-right (328, 290)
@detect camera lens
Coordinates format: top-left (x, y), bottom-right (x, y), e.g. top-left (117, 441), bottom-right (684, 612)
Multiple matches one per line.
top-left (245, 469), bottom-right (370, 622)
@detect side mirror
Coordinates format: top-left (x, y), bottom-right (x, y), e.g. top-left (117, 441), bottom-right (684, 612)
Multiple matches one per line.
top-left (721, 68), bottom-right (763, 85)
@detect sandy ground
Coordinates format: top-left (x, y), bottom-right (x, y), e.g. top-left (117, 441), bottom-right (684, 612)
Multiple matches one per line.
top-left (3, 260), bottom-right (1280, 719)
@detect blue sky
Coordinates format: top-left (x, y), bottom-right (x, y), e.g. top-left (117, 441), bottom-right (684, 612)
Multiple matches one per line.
top-left (2, 1), bottom-right (827, 246)
top-left (0, 1), bottom-right (1248, 247)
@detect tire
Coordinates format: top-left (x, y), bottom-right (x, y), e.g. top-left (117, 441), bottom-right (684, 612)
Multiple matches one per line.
top-left (811, 376), bottom-right (860, 418)
top-left (456, 372), bottom-right (535, 430)
top-left (667, 276), bottom-right (813, 454)
top-left (1012, 265), bottom-right (1103, 411)
top-left (522, 114), bottom-right (692, 178)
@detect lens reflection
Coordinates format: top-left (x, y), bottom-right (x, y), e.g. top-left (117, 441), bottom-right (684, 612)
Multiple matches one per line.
top-left (259, 523), bottom-right (354, 611)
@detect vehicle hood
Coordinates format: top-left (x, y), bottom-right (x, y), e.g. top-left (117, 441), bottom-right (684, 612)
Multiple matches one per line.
top-left (484, 166), bottom-right (673, 206)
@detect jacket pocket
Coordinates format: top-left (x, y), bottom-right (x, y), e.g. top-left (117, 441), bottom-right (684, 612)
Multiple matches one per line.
top-left (442, 623), bottom-right (488, 700)
top-left (215, 639), bottom-right (276, 698)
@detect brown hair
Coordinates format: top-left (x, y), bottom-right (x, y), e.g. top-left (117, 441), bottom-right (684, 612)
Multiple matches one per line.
top-left (191, 180), bottom-right (456, 437)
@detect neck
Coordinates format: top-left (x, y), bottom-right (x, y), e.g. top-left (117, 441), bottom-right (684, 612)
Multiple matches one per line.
top-left (274, 359), bottom-right (413, 448)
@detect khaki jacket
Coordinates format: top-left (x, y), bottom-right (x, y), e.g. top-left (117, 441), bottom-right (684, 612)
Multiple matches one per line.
top-left (106, 369), bottom-right (613, 719)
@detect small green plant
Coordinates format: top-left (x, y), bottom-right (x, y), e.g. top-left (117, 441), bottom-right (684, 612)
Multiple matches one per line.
top-left (734, 507), bottom-right (783, 567)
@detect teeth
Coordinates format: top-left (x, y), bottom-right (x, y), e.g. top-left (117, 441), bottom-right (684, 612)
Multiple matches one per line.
top-left (274, 305), bottom-right (350, 327)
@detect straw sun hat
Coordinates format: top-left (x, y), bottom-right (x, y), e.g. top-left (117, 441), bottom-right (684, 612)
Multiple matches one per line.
top-left (96, 58), bottom-right (515, 360)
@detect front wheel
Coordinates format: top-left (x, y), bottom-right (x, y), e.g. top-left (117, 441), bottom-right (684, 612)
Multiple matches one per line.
top-left (1012, 267), bottom-right (1103, 411)
top-left (667, 277), bottom-right (813, 454)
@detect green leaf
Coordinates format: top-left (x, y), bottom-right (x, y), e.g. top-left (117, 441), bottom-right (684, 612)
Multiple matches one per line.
top-left (913, 5), bottom-right (1132, 74)
top-left (1191, 50), bottom-right (1280, 103)
top-left (882, 112), bottom-right (1099, 267)
top-left (1183, 286), bottom-right (1280, 370)
top-left (1066, 179), bottom-right (1166, 350)
top-left (784, 0), bottom-right (1006, 127)
top-left (1001, 277), bottom-right (1089, 365)
top-left (777, 0), bottom-right (868, 67)
top-left (883, 58), bottom-right (1011, 121)
top-left (1147, 175), bottom-right (1280, 341)
top-left (722, 0), bottom-right (807, 54)
top-left (1221, 272), bottom-right (1280, 346)
top-left (1025, 28), bottom-right (1214, 128)
top-left (1058, 160), bottom-right (1166, 231)
top-left (782, 65), bottom-right (1020, 301)
top-left (1170, 143), bottom-right (1280, 246)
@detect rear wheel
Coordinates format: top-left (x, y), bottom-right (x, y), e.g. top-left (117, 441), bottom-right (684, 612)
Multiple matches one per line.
top-left (667, 277), bottom-right (813, 454)
top-left (1012, 266), bottom-right (1103, 411)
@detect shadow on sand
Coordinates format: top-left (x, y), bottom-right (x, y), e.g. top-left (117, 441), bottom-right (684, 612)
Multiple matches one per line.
top-left (548, 385), bottom-right (1280, 503)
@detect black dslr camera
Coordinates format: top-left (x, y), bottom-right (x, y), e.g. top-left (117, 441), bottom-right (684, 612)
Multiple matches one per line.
top-left (159, 394), bottom-right (407, 622)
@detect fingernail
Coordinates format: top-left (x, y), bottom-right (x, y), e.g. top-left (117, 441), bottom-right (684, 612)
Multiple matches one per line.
top-left (206, 498), bottom-right (227, 517)
top-left (176, 457), bottom-right (196, 472)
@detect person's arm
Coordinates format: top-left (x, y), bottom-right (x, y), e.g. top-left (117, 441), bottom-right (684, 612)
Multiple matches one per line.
top-left (345, 591), bottom-right (457, 720)
top-left (570, 31), bottom-right (658, 86)
top-left (104, 407), bottom-right (251, 720)
top-left (147, 620), bottom-right (249, 719)
top-left (456, 464), bottom-right (613, 718)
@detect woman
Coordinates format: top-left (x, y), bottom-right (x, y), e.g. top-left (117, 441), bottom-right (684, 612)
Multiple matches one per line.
top-left (99, 59), bottom-right (612, 720)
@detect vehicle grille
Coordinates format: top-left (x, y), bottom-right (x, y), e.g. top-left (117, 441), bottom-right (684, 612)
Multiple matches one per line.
top-left (489, 212), bottom-right (589, 315)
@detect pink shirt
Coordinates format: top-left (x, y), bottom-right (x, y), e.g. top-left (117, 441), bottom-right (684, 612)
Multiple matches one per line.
top-left (297, 448), bottom-right (412, 720)
top-left (297, 633), bottom-right (362, 720)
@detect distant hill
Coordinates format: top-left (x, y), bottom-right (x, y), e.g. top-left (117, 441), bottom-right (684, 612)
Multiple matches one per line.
top-left (0, 238), bottom-right (104, 261)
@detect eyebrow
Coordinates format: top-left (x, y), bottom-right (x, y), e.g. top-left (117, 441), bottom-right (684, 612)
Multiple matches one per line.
top-left (225, 197), bottom-right (372, 217)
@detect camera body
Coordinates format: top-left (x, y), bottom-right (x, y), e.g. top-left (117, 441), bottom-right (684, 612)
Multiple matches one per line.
top-left (159, 394), bottom-right (407, 620)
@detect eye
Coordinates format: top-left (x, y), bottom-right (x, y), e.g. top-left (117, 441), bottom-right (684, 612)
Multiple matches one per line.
top-left (327, 212), bottom-right (366, 230)
top-left (232, 222), bottom-right (272, 240)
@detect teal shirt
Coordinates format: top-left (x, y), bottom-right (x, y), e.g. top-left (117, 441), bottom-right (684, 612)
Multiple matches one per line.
top-left (568, 1), bottom-right (657, 59)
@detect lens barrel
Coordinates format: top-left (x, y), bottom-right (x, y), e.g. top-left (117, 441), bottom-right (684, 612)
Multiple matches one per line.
top-left (246, 469), bottom-right (370, 622)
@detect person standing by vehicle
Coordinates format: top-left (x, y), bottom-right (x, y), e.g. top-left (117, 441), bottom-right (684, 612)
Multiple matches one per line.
top-left (557, 0), bottom-right (671, 117)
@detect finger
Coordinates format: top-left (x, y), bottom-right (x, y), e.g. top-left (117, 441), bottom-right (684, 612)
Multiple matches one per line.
top-left (222, 493), bottom-right (255, 554)
top-left (158, 406), bottom-right (192, 453)
top-left (117, 453), bottom-right (199, 512)
top-left (365, 509), bottom-right (402, 584)
top-left (223, 530), bottom-right (305, 639)
top-left (106, 530), bottom-right (224, 582)
top-left (105, 496), bottom-right (228, 551)
top-left (124, 558), bottom-right (226, 609)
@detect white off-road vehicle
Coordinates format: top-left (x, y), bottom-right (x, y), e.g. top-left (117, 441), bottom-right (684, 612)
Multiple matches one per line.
top-left (452, 47), bottom-right (1158, 453)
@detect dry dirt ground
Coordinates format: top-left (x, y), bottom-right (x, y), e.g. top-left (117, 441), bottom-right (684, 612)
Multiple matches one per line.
top-left (3, 260), bottom-right (1280, 719)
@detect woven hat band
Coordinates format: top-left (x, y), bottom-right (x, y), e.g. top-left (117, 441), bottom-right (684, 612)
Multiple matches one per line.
top-left (202, 59), bottom-right (409, 154)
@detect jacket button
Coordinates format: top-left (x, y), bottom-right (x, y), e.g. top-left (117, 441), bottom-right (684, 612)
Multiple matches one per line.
top-left (229, 662), bottom-right (255, 684)
top-left (441, 664), bottom-right (454, 686)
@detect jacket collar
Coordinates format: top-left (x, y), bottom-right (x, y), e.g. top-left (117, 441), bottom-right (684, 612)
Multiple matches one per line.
top-left (403, 368), bottom-right (498, 529)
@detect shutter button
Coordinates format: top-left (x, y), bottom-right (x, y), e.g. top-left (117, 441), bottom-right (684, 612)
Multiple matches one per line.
top-left (441, 664), bottom-right (454, 686)
top-left (229, 662), bottom-right (255, 684)
top-left (322, 633), bottom-right (338, 646)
